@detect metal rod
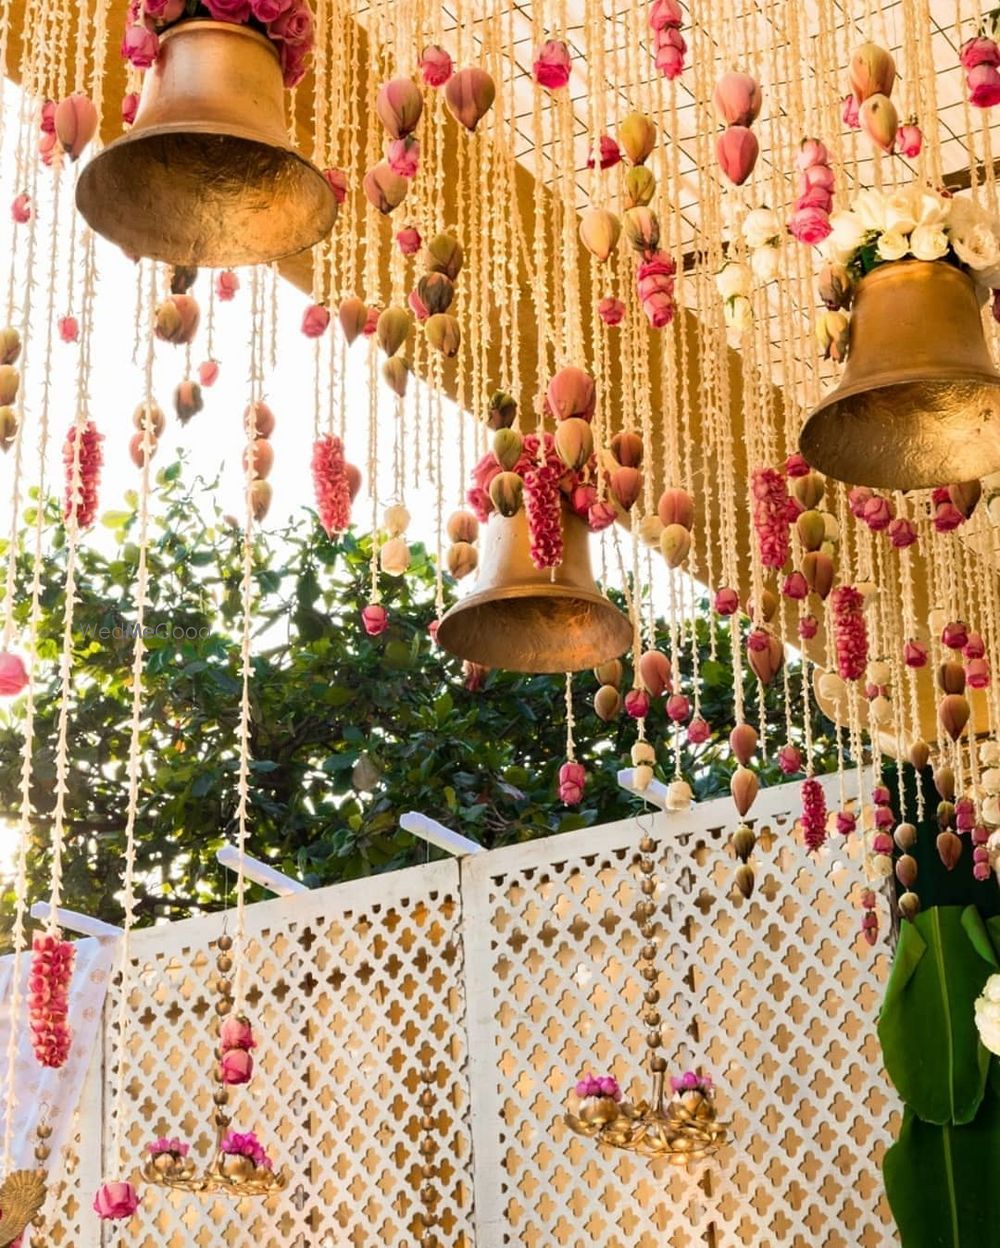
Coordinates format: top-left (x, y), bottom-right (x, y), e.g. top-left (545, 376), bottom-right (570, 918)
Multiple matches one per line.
top-left (29, 902), bottom-right (122, 938)
top-left (616, 768), bottom-right (670, 809)
top-left (399, 812), bottom-right (483, 857)
top-left (215, 846), bottom-right (308, 896)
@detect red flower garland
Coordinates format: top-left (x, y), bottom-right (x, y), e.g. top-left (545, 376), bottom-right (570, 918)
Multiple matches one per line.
top-left (311, 434), bottom-right (351, 536)
top-left (29, 932), bottom-right (74, 1068)
top-left (750, 466), bottom-right (793, 569)
top-left (63, 420), bottom-right (103, 530)
top-left (523, 456), bottom-right (563, 569)
top-left (801, 777), bottom-right (827, 852)
top-left (831, 585), bottom-right (868, 681)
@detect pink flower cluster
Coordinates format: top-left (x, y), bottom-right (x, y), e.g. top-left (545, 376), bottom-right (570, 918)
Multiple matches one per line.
top-left (931, 486), bottom-right (967, 533)
top-left (830, 585), bottom-right (868, 681)
top-left (419, 44), bottom-right (452, 87)
top-left (219, 1013), bottom-right (256, 1086)
top-left (93, 1181), bottom-right (140, 1221)
top-left (636, 251), bottom-right (676, 328)
top-left (311, 434), bottom-right (352, 536)
top-left (122, 0), bottom-right (316, 88)
top-left (63, 420), bottom-right (103, 530)
top-left (220, 1130), bottom-right (274, 1169)
top-left (649, 0), bottom-right (685, 80)
top-left (750, 466), bottom-right (795, 569)
top-left (575, 1073), bottom-right (622, 1100)
top-left (789, 139), bottom-right (833, 246)
top-left (559, 760), bottom-right (586, 806)
top-left (961, 36), bottom-right (1000, 109)
top-left (670, 1071), bottom-right (712, 1094)
top-left (149, 1137), bottom-right (189, 1157)
top-left (523, 455), bottom-right (564, 569)
top-left (29, 932), bottom-right (74, 1068)
top-left (801, 776), bottom-right (827, 852)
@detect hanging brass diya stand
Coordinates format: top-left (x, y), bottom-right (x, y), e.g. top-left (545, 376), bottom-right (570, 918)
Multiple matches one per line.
top-left (145, 933), bottom-right (286, 1198)
top-left (565, 830), bottom-right (729, 1165)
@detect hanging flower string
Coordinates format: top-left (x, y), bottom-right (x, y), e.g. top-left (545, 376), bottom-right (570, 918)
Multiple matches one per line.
top-left (831, 585), bottom-right (868, 681)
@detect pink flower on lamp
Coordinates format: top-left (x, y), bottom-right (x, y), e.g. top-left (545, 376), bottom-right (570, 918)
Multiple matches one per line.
top-left (0, 652), bottom-right (29, 697)
top-left (420, 44), bottom-right (452, 87)
top-left (362, 604), bottom-right (388, 636)
top-left (533, 39), bottom-right (571, 90)
top-left (220, 1131), bottom-right (273, 1170)
top-left (148, 1137), bottom-right (189, 1157)
top-left (93, 1181), bottom-right (140, 1221)
top-left (559, 760), bottom-right (586, 805)
top-left (575, 1074), bottom-right (622, 1101)
top-left (670, 1071), bottom-right (713, 1094)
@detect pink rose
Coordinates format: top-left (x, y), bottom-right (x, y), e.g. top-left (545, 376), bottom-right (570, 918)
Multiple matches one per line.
top-left (654, 26), bottom-right (686, 79)
top-left (10, 194), bottom-right (30, 224)
top-left (269, 1), bottom-right (313, 45)
top-left (121, 23), bottom-right (159, 67)
top-left (961, 36), bottom-right (1000, 70)
top-left (250, 0), bottom-right (292, 20)
top-left (396, 226), bottom-right (421, 255)
top-left (587, 135), bottom-right (621, 170)
top-left (897, 123), bottom-right (922, 158)
top-left (587, 500), bottom-right (617, 530)
top-left (888, 517), bottom-right (917, 548)
top-left (787, 205), bottom-right (831, 245)
top-left (0, 652), bottom-right (29, 696)
top-left (649, 0), bottom-right (683, 29)
top-left (362, 604), bottom-right (388, 636)
top-left (558, 760), bottom-right (586, 805)
top-left (58, 315), bottom-right (79, 343)
top-left (419, 44), bottom-right (453, 87)
top-left (640, 289), bottom-right (675, 328)
top-left (408, 288), bottom-right (429, 321)
top-left (202, 0), bottom-right (252, 21)
top-left (598, 296), bottom-right (625, 326)
top-left (301, 303), bottom-right (330, 338)
top-left (198, 359), bottom-right (220, 387)
top-left (220, 1048), bottom-right (254, 1084)
top-left (93, 1182), bottom-right (140, 1220)
top-left (798, 614), bottom-right (819, 640)
top-left (968, 63), bottom-right (1000, 109)
top-left (278, 38), bottom-right (310, 87)
top-left (533, 39), bottom-right (571, 90)
top-left (39, 99), bottom-right (55, 133)
top-left (862, 494), bottom-right (893, 531)
top-left (220, 1014), bottom-right (256, 1050)
top-left (796, 138), bottom-right (830, 170)
top-left (323, 167), bottom-right (347, 203)
top-left (387, 136), bottom-right (420, 178)
top-left (795, 184), bottom-right (834, 213)
top-left (841, 93), bottom-right (860, 129)
top-left (714, 587), bottom-right (739, 616)
top-left (216, 270), bottom-right (239, 302)
top-left (121, 92), bottom-right (139, 125)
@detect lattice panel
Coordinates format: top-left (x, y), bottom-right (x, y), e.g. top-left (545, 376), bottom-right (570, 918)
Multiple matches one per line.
top-left (462, 774), bottom-right (900, 1248)
top-left (105, 861), bottom-right (474, 1248)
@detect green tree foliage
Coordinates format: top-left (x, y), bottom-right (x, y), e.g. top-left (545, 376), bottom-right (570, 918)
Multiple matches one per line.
top-left (0, 465), bottom-right (836, 935)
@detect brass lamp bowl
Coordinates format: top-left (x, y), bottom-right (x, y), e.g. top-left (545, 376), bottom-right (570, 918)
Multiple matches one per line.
top-left (800, 260), bottom-right (1000, 491)
top-left (76, 20), bottom-right (337, 267)
top-left (437, 508), bottom-right (631, 674)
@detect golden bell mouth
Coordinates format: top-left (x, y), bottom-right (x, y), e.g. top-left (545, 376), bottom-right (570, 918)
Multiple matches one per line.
top-left (800, 261), bottom-right (1000, 491)
top-left (437, 509), bottom-right (631, 674)
top-left (76, 21), bottom-right (337, 268)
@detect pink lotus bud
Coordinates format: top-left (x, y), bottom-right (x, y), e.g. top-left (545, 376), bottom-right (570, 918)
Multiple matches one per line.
top-left (425, 312), bottom-right (461, 357)
top-left (377, 306), bottom-right (412, 355)
top-left (420, 44), bottom-right (453, 87)
top-left (897, 122), bottom-right (922, 157)
top-left (942, 620), bottom-right (968, 651)
top-left (362, 604), bottom-right (388, 636)
top-left (961, 36), bottom-right (1000, 70)
top-left (92, 1181), bottom-right (140, 1221)
top-left (659, 523), bottom-right (691, 567)
top-left (594, 684), bottom-right (622, 721)
top-left (842, 93), bottom-right (860, 128)
top-left (731, 765), bottom-right (759, 817)
top-left (447, 510), bottom-right (478, 544)
top-left (198, 359), bottom-right (219, 387)
top-left (338, 296), bottom-right (368, 345)
top-left (657, 486), bottom-right (695, 529)
top-left (624, 689), bottom-right (650, 719)
top-left (323, 167), bottom-right (348, 203)
top-left (713, 72), bottom-right (762, 127)
top-left (619, 111), bottom-right (657, 165)
top-left (533, 39), bottom-right (571, 90)
top-left (215, 270), bottom-right (239, 302)
top-left (579, 208), bottom-right (621, 262)
top-left (888, 517), bottom-right (917, 548)
top-left (58, 315), bottom-right (79, 343)
top-left (610, 430), bottom-right (643, 467)
top-left (546, 366), bottom-right (596, 421)
top-left (939, 693), bottom-right (970, 741)
top-left (968, 63), bottom-right (1000, 109)
top-left (859, 94), bottom-right (898, 153)
top-left (376, 77), bottom-right (423, 139)
top-left (801, 550), bottom-right (834, 599)
top-left (966, 658), bottom-right (991, 689)
top-left (363, 162), bottom-right (408, 214)
top-left (904, 639), bottom-right (928, 668)
top-left (598, 296), bottom-right (625, 325)
top-left (558, 760), bottom-right (586, 806)
top-left (714, 587), bottom-right (739, 616)
top-left (666, 693), bottom-right (690, 723)
top-left (154, 294), bottom-right (200, 345)
top-left (850, 42), bottom-right (896, 101)
top-left (0, 651), bottom-right (29, 697)
top-left (55, 93), bottom-right (98, 161)
top-left (798, 614), bottom-right (819, 640)
top-left (220, 1048), bottom-right (253, 1085)
top-left (554, 417), bottom-right (594, 471)
top-left (587, 135), bottom-right (622, 169)
top-left (687, 716), bottom-right (710, 744)
top-left (122, 91), bottom-right (139, 125)
top-left (937, 829), bottom-right (963, 871)
top-left (444, 66), bottom-right (496, 132)
top-left (715, 126), bottom-right (759, 185)
top-left (588, 501), bottom-right (616, 531)
top-left (639, 649), bottom-right (671, 698)
top-left (729, 722), bottom-right (758, 766)
top-left (796, 509), bottom-right (825, 552)
top-left (11, 194), bottom-right (31, 224)
top-left (747, 631), bottom-right (784, 684)
top-left (220, 1014), bottom-right (256, 1051)
top-left (387, 135), bottom-right (420, 178)
top-left (649, 0), bottom-right (683, 29)
top-left (396, 226), bottom-right (422, 255)
top-left (174, 380), bottom-right (203, 424)
top-left (301, 303), bottom-right (331, 338)
top-left (121, 23), bottom-right (159, 68)
top-left (610, 466), bottom-right (641, 510)
top-left (964, 632), bottom-right (986, 659)
top-left (782, 571), bottom-right (808, 600)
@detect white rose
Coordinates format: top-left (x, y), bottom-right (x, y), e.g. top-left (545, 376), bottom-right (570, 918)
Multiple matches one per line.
top-left (876, 229), bottom-right (910, 262)
top-left (828, 210), bottom-right (868, 256)
top-left (976, 976), bottom-right (1000, 1055)
top-left (983, 974), bottom-right (1000, 1005)
top-left (724, 294), bottom-right (753, 334)
top-left (917, 190), bottom-right (950, 227)
top-left (951, 223), bottom-right (1000, 272)
top-left (854, 188), bottom-right (888, 232)
top-left (742, 207), bottom-right (781, 250)
top-left (884, 189), bottom-right (919, 236)
top-left (715, 261), bottom-right (751, 300)
top-left (751, 244), bottom-right (780, 282)
top-left (909, 223), bottom-right (949, 262)
top-left (981, 740), bottom-right (1000, 766)
top-left (983, 767), bottom-right (1000, 795)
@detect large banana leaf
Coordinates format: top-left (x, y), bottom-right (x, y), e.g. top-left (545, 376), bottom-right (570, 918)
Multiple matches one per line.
top-left (884, 1084), bottom-right (1000, 1246)
top-left (878, 906), bottom-right (998, 1125)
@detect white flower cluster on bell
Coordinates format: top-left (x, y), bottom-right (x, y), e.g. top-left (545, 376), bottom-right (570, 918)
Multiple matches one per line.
top-left (741, 207), bottom-right (783, 281)
top-left (824, 186), bottom-right (1000, 287)
top-left (975, 974), bottom-right (1000, 1058)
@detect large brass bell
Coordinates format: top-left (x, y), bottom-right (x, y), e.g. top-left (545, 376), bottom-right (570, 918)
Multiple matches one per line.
top-left (437, 508), bottom-right (631, 674)
top-left (800, 260), bottom-right (1000, 490)
top-left (76, 21), bottom-right (337, 267)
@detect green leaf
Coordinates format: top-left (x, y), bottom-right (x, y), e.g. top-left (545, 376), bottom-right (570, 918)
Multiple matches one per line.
top-left (879, 906), bottom-right (998, 1125)
top-left (884, 1082), bottom-right (1000, 1246)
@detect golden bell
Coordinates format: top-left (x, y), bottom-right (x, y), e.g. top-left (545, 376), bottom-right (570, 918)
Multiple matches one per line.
top-left (76, 21), bottom-right (336, 267)
top-left (800, 260), bottom-right (1000, 490)
top-left (437, 508), bottom-right (631, 674)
